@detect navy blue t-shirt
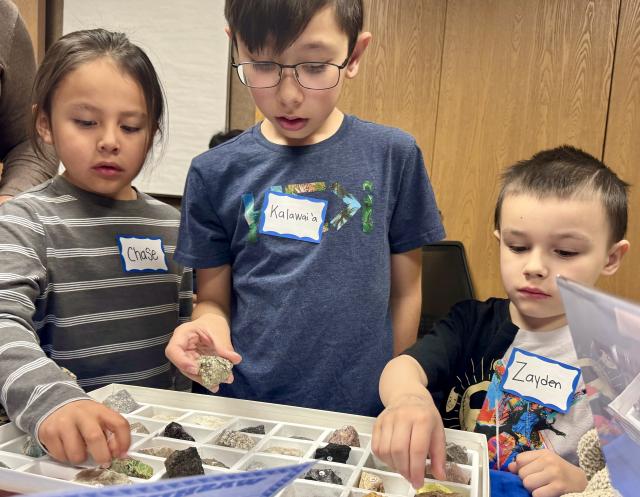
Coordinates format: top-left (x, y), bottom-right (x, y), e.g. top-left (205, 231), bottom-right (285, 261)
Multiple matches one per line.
top-left (176, 114), bottom-right (445, 415)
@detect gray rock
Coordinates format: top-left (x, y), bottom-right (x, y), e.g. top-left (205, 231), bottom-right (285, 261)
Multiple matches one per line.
top-left (129, 422), bottom-right (150, 435)
top-left (238, 424), bottom-right (265, 434)
top-left (216, 430), bottom-right (256, 450)
top-left (445, 443), bottom-right (469, 465)
top-left (138, 446), bottom-right (175, 458)
top-left (73, 468), bottom-right (132, 486)
top-left (304, 468), bottom-right (343, 485)
top-left (202, 456), bottom-right (229, 469)
top-left (102, 390), bottom-right (140, 414)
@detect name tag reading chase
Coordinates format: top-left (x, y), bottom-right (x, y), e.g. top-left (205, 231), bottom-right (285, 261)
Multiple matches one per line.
top-left (117, 235), bottom-right (168, 273)
top-left (259, 191), bottom-right (328, 243)
top-left (501, 348), bottom-right (581, 413)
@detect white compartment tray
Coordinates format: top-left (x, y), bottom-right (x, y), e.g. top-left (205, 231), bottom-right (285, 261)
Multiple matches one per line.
top-left (0, 384), bottom-right (489, 496)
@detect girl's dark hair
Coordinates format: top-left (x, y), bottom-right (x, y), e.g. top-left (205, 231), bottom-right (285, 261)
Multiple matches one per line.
top-left (494, 145), bottom-right (630, 244)
top-left (31, 28), bottom-right (165, 157)
top-left (225, 0), bottom-right (363, 56)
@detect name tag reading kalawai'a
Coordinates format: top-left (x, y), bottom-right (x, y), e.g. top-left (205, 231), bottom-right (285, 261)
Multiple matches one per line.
top-left (259, 191), bottom-right (328, 243)
top-left (501, 347), bottom-right (582, 413)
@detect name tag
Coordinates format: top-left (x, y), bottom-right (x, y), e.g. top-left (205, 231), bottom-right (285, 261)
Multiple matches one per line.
top-left (258, 191), bottom-right (327, 243)
top-left (501, 348), bottom-right (581, 413)
top-left (117, 235), bottom-right (168, 272)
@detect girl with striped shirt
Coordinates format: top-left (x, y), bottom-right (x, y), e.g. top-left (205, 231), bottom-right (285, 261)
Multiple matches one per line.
top-left (0, 29), bottom-right (192, 467)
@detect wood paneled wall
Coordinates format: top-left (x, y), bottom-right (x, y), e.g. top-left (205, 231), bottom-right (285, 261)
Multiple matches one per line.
top-left (601, 0), bottom-right (640, 299)
top-left (338, 0), bottom-right (446, 172)
top-left (338, 0), bottom-right (640, 303)
top-left (430, 0), bottom-right (619, 299)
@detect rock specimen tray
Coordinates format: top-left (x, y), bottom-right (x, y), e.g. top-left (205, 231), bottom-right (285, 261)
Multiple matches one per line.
top-left (0, 384), bottom-right (489, 496)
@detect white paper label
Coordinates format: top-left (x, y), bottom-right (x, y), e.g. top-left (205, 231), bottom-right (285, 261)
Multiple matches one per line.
top-left (501, 348), bottom-right (581, 413)
top-left (117, 235), bottom-right (168, 272)
top-left (259, 191), bottom-right (327, 243)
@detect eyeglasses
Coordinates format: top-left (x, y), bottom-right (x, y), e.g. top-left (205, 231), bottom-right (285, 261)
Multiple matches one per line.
top-left (231, 57), bottom-right (350, 90)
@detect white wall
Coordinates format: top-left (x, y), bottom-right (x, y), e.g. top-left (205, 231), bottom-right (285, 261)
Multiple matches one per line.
top-left (63, 0), bottom-right (229, 196)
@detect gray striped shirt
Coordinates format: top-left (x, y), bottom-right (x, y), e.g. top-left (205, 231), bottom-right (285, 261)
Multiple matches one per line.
top-left (0, 176), bottom-right (192, 438)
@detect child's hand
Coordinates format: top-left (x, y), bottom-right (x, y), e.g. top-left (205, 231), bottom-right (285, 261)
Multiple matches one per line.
top-left (165, 315), bottom-right (242, 391)
top-left (508, 449), bottom-right (588, 497)
top-left (38, 399), bottom-right (130, 465)
top-left (372, 392), bottom-right (447, 489)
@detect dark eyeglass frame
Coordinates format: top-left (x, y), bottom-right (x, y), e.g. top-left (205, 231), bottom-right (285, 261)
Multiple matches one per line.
top-left (231, 56), bottom-right (351, 90)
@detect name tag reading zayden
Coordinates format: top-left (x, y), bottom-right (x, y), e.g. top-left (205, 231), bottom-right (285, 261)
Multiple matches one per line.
top-left (259, 191), bottom-right (328, 243)
top-left (501, 348), bottom-right (581, 413)
top-left (117, 235), bottom-right (168, 272)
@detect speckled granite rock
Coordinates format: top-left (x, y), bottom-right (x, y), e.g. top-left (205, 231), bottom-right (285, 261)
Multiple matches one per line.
top-left (238, 424), bottom-right (265, 434)
top-left (216, 430), bottom-right (256, 450)
top-left (110, 457), bottom-right (153, 479)
top-left (304, 468), bottom-right (343, 485)
top-left (22, 437), bottom-right (46, 457)
top-left (198, 356), bottom-right (233, 388)
top-left (425, 461), bottom-right (470, 484)
top-left (314, 443), bottom-right (351, 463)
top-left (73, 468), bottom-right (132, 486)
top-left (359, 471), bottom-right (384, 492)
top-left (445, 443), bottom-right (469, 465)
top-left (138, 447), bottom-right (175, 458)
top-left (102, 390), bottom-right (140, 414)
top-left (327, 425), bottom-right (360, 447)
top-left (129, 422), bottom-right (150, 435)
top-left (162, 422), bottom-right (195, 442)
top-left (264, 446), bottom-right (303, 457)
top-left (164, 447), bottom-right (204, 478)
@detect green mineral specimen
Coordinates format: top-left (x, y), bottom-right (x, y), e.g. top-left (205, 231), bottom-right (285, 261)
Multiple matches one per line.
top-left (416, 482), bottom-right (464, 497)
top-left (110, 457), bottom-right (153, 479)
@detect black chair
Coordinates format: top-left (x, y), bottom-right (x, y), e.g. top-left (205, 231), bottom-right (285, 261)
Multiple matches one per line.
top-left (419, 241), bottom-right (475, 337)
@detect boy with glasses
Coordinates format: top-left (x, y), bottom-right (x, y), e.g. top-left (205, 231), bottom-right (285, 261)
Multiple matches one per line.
top-left (167, 0), bottom-right (445, 416)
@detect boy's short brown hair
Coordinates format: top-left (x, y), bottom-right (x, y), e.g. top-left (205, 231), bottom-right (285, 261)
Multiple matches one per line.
top-left (225, 0), bottom-right (363, 56)
top-left (494, 145), bottom-right (629, 245)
